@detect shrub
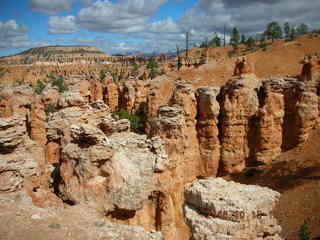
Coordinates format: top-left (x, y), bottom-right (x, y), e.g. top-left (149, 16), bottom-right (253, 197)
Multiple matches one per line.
top-left (100, 70), bottom-right (106, 83)
top-left (0, 67), bottom-right (7, 77)
top-left (147, 60), bottom-right (158, 70)
top-left (132, 63), bottom-right (139, 71)
top-left (44, 104), bottom-right (57, 121)
top-left (299, 222), bottom-right (310, 240)
top-left (149, 69), bottom-right (160, 79)
top-left (228, 51), bottom-right (237, 58)
top-left (34, 80), bottom-right (46, 95)
top-left (45, 104), bottom-right (56, 114)
top-left (50, 76), bottom-right (68, 93)
top-left (111, 72), bottom-right (119, 82)
top-left (115, 109), bottom-right (144, 133)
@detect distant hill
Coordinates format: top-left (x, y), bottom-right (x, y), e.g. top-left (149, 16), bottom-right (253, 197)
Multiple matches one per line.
top-left (0, 45), bottom-right (112, 65)
top-left (18, 45), bottom-right (108, 56)
top-left (168, 32), bottom-right (320, 87)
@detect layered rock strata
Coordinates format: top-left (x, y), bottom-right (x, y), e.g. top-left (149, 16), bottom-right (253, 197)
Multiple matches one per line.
top-left (219, 79), bottom-right (259, 173)
top-left (196, 86), bottom-right (221, 177)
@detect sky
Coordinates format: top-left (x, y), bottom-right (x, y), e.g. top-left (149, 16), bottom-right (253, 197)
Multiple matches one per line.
top-left (0, 0), bottom-right (319, 57)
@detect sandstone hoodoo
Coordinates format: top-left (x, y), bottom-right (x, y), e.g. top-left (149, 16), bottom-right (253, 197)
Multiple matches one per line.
top-left (1, 12), bottom-right (320, 239)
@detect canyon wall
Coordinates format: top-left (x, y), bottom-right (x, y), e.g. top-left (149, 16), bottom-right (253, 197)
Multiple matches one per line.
top-left (0, 72), bottom-right (319, 239)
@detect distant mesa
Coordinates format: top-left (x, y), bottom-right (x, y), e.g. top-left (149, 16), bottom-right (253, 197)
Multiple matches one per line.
top-left (0, 45), bottom-right (113, 65)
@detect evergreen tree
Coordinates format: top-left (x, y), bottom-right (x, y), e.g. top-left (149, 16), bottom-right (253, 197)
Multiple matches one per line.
top-left (298, 222), bottom-right (310, 240)
top-left (264, 22), bottom-right (283, 42)
top-left (241, 34), bottom-right (246, 44)
top-left (230, 27), bottom-right (241, 47)
top-left (210, 33), bottom-right (221, 47)
top-left (246, 37), bottom-right (255, 48)
top-left (290, 27), bottom-right (296, 40)
top-left (284, 22), bottom-right (291, 38)
top-left (297, 23), bottom-right (309, 35)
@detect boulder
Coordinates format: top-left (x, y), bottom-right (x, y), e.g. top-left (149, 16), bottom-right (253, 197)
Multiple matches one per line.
top-left (184, 178), bottom-right (282, 240)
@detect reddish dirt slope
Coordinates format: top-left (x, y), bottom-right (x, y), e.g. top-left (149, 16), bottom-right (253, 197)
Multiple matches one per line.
top-left (169, 33), bottom-right (320, 87)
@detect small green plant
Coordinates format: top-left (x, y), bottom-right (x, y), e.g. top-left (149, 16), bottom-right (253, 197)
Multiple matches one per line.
top-left (50, 76), bottom-right (68, 93)
top-left (0, 67), bottom-right (7, 77)
top-left (131, 63), bottom-right (140, 77)
top-left (45, 104), bottom-right (56, 114)
top-left (228, 50), bottom-right (237, 58)
top-left (44, 104), bottom-right (57, 121)
top-left (34, 80), bottom-right (46, 95)
top-left (132, 63), bottom-right (139, 71)
top-left (149, 69), bottom-right (160, 79)
top-left (147, 60), bottom-right (158, 70)
top-left (100, 70), bottom-right (106, 83)
top-left (115, 109), bottom-right (144, 133)
top-left (111, 72), bottom-right (119, 82)
top-left (298, 222), bottom-right (310, 240)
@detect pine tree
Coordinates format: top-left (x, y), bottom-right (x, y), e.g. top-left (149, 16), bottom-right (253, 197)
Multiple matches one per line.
top-left (284, 22), bottom-right (291, 38)
top-left (241, 34), bottom-right (246, 44)
top-left (290, 27), bottom-right (296, 40)
top-left (210, 33), bottom-right (221, 47)
top-left (246, 37), bottom-right (255, 48)
top-left (264, 22), bottom-right (283, 42)
top-left (230, 27), bottom-right (240, 48)
top-left (297, 23), bottom-right (309, 35)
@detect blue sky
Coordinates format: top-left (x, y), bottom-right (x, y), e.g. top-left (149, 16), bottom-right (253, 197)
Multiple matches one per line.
top-left (0, 0), bottom-right (319, 57)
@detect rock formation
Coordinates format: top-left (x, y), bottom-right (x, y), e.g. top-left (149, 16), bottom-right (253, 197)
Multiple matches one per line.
top-left (104, 82), bottom-right (120, 112)
top-left (220, 79), bottom-right (259, 174)
top-left (196, 86), bottom-right (221, 177)
top-left (184, 178), bottom-right (282, 240)
top-left (233, 57), bottom-right (255, 78)
top-left (256, 79), bottom-right (285, 164)
top-left (1, 57), bottom-right (320, 239)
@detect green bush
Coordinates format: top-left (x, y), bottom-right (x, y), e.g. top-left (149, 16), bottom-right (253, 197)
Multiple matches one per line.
top-left (299, 222), bottom-right (310, 240)
top-left (111, 72), bottom-right (119, 82)
top-left (132, 63), bottom-right (140, 71)
top-left (50, 76), bottom-right (68, 93)
top-left (34, 80), bottom-right (46, 95)
top-left (149, 69), bottom-right (160, 79)
top-left (115, 109), bottom-right (144, 133)
top-left (44, 104), bottom-right (56, 118)
top-left (100, 70), bottom-right (106, 83)
top-left (147, 60), bottom-right (158, 70)
top-left (0, 67), bottom-right (7, 77)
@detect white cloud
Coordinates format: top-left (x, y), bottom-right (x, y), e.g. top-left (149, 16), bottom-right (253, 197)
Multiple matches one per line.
top-left (0, 20), bottom-right (31, 50)
top-left (76, 0), bottom-right (167, 33)
top-left (48, 16), bottom-right (79, 34)
top-left (179, 0), bottom-right (320, 35)
top-left (148, 18), bottom-right (180, 33)
top-left (29, 0), bottom-right (91, 15)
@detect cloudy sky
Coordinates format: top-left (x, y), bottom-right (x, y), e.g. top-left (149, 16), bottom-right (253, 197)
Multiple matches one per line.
top-left (0, 0), bottom-right (319, 56)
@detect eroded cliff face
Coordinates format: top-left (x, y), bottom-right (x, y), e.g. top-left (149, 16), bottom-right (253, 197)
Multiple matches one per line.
top-left (1, 71), bottom-right (320, 239)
